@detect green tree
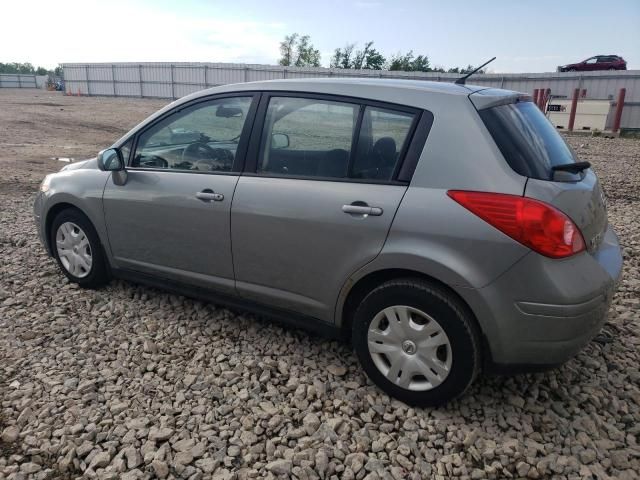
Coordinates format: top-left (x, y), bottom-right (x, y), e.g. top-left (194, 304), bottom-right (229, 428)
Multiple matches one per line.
top-left (0, 62), bottom-right (60, 75)
top-left (278, 33), bottom-right (321, 67)
top-left (294, 35), bottom-right (321, 67)
top-left (353, 41), bottom-right (386, 70)
top-left (330, 43), bottom-right (355, 69)
top-left (279, 33), bottom-right (298, 66)
top-left (411, 55), bottom-right (430, 72)
top-left (388, 51), bottom-right (431, 72)
top-left (449, 64), bottom-right (486, 74)
top-left (0, 62), bottom-right (36, 74)
top-left (332, 41), bottom-right (385, 70)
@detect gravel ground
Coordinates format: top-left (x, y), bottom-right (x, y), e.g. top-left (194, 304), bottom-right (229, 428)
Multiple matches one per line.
top-left (1, 89), bottom-right (639, 480)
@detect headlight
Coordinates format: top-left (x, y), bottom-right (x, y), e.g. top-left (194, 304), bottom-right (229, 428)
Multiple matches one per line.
top-left (40, 175), bottom-right (53, 193)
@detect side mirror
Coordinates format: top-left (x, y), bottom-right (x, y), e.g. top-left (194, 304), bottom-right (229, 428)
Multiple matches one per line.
top-left (271, 133), bottom-right (290, 150)
top-left (97, 148), bottom-right (125, 171)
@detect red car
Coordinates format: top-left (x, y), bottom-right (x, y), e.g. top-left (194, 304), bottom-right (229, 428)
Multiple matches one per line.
top-left (558, 55), bottom-right (627, 72)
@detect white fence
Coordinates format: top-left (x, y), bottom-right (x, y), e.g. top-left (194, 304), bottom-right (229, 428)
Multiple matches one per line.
top-left (62, 62), bottom-right (640, 129)
top-left (0, 74), bottom-right (37, 88)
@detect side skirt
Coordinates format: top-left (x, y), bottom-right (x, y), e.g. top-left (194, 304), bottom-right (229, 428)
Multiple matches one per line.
top-left (112, 268), bottom-right (343, 340)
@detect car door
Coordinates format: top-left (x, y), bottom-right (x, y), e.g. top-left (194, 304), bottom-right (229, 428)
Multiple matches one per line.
top-left (583, 57), bottom-right (598, 71)
top-left (231, 93), bottom-right (427, 322)
top-left (103, 94), bottom-right (258, 294)
top-left (596, 56), bottom-right (614, 70)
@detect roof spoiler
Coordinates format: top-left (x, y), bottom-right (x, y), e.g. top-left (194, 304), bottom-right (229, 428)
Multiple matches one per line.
top-left (469, 90), bottom-right (531, 110)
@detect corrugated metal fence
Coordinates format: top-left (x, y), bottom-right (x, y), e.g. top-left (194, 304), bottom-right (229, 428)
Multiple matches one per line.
top-left (62, 62), bottom-right (640, 129)
top-left (0, 74), bottom-right (49, 89)
top-left (0, 74), bottom-right (37, 88)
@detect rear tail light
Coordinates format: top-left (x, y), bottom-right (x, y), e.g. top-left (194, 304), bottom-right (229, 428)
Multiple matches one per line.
top-left (447, 191), bottom-right (585, 258)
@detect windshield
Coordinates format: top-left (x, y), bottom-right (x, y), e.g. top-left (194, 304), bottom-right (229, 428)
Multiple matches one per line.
top-left (479, 101), bottom-right (577, 180)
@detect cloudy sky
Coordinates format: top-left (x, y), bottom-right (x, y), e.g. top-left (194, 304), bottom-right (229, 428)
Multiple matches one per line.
top-left (3, 0), bottom-right (639, 72)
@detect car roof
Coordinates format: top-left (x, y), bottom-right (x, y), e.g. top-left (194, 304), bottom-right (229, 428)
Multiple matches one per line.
top-left (195, 77), bottom-right (486, 98)
top-left (113, 78), bottom-right (521, 147)
top-left (161, 78), bottom-right (495, 117)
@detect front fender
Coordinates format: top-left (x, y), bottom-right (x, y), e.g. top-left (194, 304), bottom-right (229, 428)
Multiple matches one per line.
top-left (41, 170), bottom-right (112, 258)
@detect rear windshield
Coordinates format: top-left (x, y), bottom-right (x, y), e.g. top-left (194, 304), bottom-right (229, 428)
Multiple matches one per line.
top-left (479, 101), bottom-right (577, 180)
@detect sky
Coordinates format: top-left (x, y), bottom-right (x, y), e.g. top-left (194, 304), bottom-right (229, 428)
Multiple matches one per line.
top-left (2, 0), bottom-right (639, 73)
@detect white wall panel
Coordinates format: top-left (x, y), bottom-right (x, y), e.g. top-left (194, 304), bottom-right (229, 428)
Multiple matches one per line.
top-left (87, 66), bottom-right (113, 81)
top-left (174, 83), bottom-right (204, 98)
top-left (114, 82), bottom-right (142, 97)
top-left (113, 65), bottom-right (140, 82)
top-left (0, 74), bottom-right (37, 88)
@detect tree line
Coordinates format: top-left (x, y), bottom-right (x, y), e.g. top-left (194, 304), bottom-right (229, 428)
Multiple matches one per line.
top-left (4, 34), bottom-right (484, 77)
top-left (279, 34), bottom-right (484, 74)
top-left (0, 62), bottom-right (62, 76)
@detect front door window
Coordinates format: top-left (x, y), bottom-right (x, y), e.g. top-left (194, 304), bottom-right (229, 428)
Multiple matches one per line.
top-left (133, 97), bottom-right (253, 172)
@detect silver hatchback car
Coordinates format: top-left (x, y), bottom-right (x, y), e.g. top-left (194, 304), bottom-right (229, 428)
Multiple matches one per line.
top-left (34, 79), bottom-right (622, 405)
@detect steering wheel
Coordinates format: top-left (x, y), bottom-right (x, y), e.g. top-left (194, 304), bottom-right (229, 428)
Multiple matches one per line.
top-left (182, 142), bottom-right (234, 171)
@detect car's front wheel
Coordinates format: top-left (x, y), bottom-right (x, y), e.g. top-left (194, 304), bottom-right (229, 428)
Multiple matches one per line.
top-left (352, 278), bottom-right (481, 406)
top-left (51, 208), bottom-right (109, 288)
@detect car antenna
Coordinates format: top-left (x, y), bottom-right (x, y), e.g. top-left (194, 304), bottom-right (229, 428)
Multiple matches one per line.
top-left (454, 57), bottom-right (496, 85)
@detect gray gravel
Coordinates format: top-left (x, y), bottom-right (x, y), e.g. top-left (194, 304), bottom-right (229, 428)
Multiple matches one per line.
top-left (1, 94), bottom-right (639, 480)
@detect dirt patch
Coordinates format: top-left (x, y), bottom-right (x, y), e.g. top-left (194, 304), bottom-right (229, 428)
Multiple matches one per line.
top-left (0, 89), bottom-right (167, 178)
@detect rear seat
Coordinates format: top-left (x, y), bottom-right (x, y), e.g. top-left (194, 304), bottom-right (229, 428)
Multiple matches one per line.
top-left (265, 149), bottom-right (349, 178)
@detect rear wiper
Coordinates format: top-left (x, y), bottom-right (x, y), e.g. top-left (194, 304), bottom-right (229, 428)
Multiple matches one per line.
top-left (551, 161), bottom-right (591, 174)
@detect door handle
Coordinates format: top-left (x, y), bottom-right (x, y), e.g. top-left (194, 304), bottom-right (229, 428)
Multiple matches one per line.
top-left (196, 190), bottom-right (224, 202)
top-left (342, 204), bottom-right (383, 216)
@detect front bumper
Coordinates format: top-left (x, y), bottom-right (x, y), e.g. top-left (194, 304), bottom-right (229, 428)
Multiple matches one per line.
top-left (456, 224), bottom-right (623, 368)
top-left (33, 191), bottom-right (49, 254)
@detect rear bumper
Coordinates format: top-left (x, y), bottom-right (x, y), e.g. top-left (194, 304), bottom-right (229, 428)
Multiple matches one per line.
top-left (456, 223), bottom-right (622, 368)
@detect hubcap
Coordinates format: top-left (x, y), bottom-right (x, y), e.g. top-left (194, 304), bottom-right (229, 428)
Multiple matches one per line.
top-left (55, 222), bottom-right (92, 278)
top-left (367, 305), bottom-right (452, 391)
top-left (402, 340), bottom-right (417, 355)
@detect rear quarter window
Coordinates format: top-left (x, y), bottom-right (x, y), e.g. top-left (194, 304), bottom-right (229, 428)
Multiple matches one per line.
top-left (479, 101), bottom-right (577, 180)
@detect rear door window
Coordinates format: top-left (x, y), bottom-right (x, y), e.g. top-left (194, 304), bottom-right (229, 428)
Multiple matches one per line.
top-left (351, 107), bottom-right (415, 181)
top-left (257, 97), bottom-right (358, 178)
top-left (479, 100), bottom-right (577, 180)
top-left (256, 96), bottom-right (419, 182)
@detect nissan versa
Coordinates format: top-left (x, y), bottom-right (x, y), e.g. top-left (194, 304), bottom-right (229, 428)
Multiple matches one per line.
top-left (34, 79), bottom-right (622, 406)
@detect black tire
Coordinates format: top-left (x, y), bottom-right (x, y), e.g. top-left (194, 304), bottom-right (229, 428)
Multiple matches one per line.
top-left (352, 278), bottom-right (481, 407)
top-left (50, 208), bottom-right (110, 289)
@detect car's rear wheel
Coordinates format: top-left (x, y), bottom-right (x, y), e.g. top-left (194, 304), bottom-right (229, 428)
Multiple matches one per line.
top-left (51, 208), bottom-right (109, 288)
top-left (352, 278), bottom-right (481, 406)
top-left (608, 67), bottom-right (616, 71)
